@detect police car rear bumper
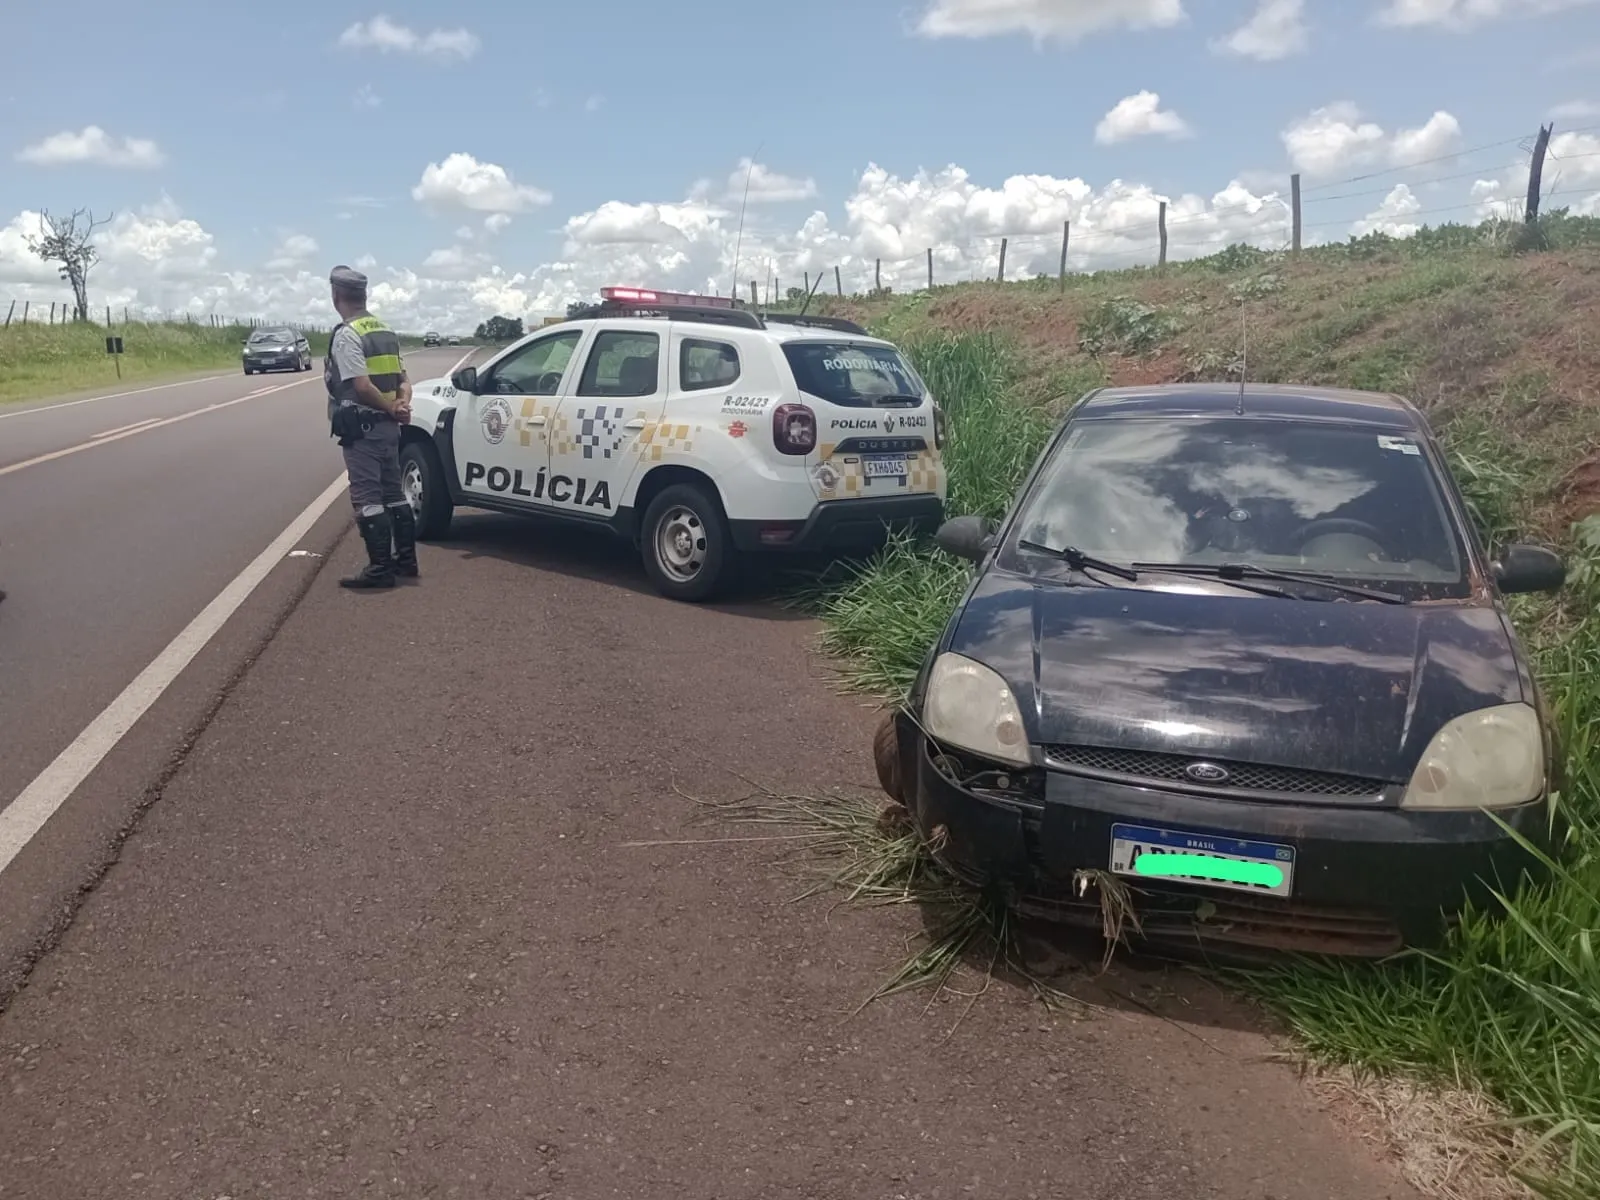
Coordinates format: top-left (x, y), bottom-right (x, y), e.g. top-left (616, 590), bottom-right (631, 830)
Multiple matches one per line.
top-left (729, 494), bottom-right (944, 554)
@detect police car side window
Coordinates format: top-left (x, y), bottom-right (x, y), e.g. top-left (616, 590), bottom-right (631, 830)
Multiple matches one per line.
top-left (679, 338), bottom-right (740, 391)
top-left (485, 331), bottom-right (582, 396)
top-left (577, 331), bottom-right (660, 398)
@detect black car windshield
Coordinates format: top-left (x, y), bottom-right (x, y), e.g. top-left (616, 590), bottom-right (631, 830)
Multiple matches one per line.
top-left (780, 341), bottom-right (926, 408)
top-left (250, 330), bottom-right (294, 344)
top-left (1009, 416), bottom-right (1472, 598)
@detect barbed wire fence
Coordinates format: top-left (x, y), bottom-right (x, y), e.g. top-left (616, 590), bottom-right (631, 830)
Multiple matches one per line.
top-left (5, 122), bottom-right (1598, 328)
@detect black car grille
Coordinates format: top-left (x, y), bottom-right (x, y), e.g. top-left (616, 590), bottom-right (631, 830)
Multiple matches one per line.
top-left (1041, 744), bottom-right (1387, 799)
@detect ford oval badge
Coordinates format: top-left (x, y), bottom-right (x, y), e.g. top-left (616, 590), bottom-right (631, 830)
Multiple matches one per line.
top-left (1184, 761), bottom-right (1231, 784)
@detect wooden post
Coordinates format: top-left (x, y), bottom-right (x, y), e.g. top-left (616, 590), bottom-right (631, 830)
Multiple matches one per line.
top-left (874, 259), bottom-right (881, 291)
top-left (774, 276), bottom-right (780, 302)
top-left (997, 237), bottom-right (1008, 283)
top-left (1526, 123), bottom-right (1553, 224)
top-left (1058, 221), bottom-right (1070, 291)
top-left (21, 300), bottom-right (29, 323)
top-left (1290, 173), bottom-right (1302, 253)
top-left (927, 247), bottom-right (934, 290)
top-left (1157, 201), bottom-right (1168, 269)
top-left (123, 305), bottom-right (129, 324)
top-left (106, 304), bottom-right (112, 326)
top-left (803, 270), bottom-right (810, 295)
top-left (834, 265), bottom-right (842, 296)
top-left (749, 280), bottom-right (758, 305)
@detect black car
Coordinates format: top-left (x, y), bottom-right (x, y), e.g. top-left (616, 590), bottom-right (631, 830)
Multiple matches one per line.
top-left (242, 327), bottom-right (312, 375)
top-left (423, 331), bottom-right (441, 347)
top-left (878, 384), bottom-right (1567, 959)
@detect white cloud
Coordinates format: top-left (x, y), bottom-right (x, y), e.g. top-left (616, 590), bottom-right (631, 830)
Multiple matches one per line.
top-left (1550, 99), bottom-right (1600, 118)
top-left (915, 0), bottom-right (1185, 41)
top-left (727, 158), bottom-right (819, 203)
top-left (1281, 103), bottom-right (1463, 176)
top-left (411, 153), bottom-right (553, 213)
top-left (15, 126), bottom-right (165, 169)
top-left (484, 213), bottom-right (513, 234)
top-left (454, 224), bottom-right (475, 241)
top-left (1375, 0), bottom-right (1600, 29)
top-left (264, 233), bottom-right (319, 271)
top-left (354, 85), bottom-right (381, 110)
top-left (337, 15), bottom-right (480, 60)
top-left (584, 95), bottom-right (605, 113)
top-left (421, 244), bottom-right (493, 280)
top-left (1094, 91), bottom-right (1191, 144)
top-left (1351, 184), bottom-right (1424, 237)
top-left (1212, 0), bottom-right (1308, 60)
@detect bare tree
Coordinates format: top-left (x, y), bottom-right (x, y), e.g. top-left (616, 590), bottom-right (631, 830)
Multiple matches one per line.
top-left (27, 208), bottom-right (113, 321)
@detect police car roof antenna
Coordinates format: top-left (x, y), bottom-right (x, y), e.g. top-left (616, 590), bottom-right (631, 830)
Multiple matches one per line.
top-left (728, 144), bottom-right (760, 304)
top-left (1236, 299), bottom-right (1248, 415)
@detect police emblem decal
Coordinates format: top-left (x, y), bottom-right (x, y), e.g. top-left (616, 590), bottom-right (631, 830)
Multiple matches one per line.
top-left (481, 397), bottom-right (513, 445)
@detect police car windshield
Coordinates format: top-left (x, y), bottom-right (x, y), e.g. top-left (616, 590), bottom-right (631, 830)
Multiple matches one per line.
top-left (781, 341), bottom-right (925, 409)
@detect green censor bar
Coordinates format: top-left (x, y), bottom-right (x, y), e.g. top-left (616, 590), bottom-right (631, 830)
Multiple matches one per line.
top-left (1133, 853), bottom-right (1284, 889)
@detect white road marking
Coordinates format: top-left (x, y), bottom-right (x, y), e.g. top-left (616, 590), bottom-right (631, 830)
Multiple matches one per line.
top-left (0, 373), bottom-right (233, 422)
top-left (447, 348), bottom-right (476, 374)
top-left (0, 473), bottom-right (351, 878)
top-left (93, 417), bottom-right (162, 439)
top-left (0, 377), bottom-right (316, 479)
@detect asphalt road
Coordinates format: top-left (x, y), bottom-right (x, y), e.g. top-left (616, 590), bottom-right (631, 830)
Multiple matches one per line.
top-left (0, 355), bottom-right (1425, 1199)
top-left (0, 348), bottom-right (469, 992)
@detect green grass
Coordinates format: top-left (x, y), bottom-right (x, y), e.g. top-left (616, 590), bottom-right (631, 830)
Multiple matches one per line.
top-left (807, 247), bottom-right (1600, 1196)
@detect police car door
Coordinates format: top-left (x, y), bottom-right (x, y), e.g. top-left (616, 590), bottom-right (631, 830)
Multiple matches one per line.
top-left (457, 328), bottom-right (584, 507)
top-left (545, 324), bottom-right (664, 519)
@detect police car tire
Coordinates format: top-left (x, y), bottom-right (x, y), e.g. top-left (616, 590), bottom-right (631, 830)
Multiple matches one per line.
top-left (640, 482), bottom-right (733, 603)
top-left (399, 440), bottom-right (454, 540)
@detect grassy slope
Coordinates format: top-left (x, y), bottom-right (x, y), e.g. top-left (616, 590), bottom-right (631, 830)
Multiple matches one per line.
top-left (0, 321), bottom-right (438, 405)
top-left (803, 216), bottom-right (1600, 1199)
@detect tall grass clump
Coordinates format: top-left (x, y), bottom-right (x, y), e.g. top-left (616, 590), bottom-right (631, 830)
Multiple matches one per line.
top-left (809, 332), bottom-right (1053, 696)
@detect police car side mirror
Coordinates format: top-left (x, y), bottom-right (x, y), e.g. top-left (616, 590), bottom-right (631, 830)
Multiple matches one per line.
top-left (451, 366), bottom-right (478, 394)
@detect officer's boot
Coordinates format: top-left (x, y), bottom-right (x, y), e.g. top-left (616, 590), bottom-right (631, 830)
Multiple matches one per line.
top-left (390, 502), bottom-right (420, 579)
top-left (339, 510), bottom-right (397, 590)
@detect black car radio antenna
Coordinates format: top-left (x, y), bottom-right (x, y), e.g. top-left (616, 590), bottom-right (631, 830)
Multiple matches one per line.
top-left (1237, 299), bottom-right (1248, 415)
top-left (728, 143), bottom-right (761, 302)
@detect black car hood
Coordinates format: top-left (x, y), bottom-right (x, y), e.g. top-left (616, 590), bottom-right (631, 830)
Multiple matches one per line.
top-left (945, 570), bottom-right (1525, 782)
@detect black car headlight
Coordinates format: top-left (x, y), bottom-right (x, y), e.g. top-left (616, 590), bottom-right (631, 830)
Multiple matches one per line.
top-left (923, 652), bottom-right (1031, 767)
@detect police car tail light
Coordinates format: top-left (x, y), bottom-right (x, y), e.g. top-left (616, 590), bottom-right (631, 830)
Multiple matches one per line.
top-left (772, 403), bottom-right (816, 455)
top-left (933, 402), bottom-right (947, 450)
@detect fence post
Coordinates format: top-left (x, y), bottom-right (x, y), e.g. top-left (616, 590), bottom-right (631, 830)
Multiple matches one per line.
top-left (1526, 123), bottom-right (1553, 224)
top-left (804, 270), bottom-right (810, 295)
top-left (834, 265), bottom-right (842, 296)
top-left (875, 259), bottom-right (881, 291)
top-left (49, 302), bottom-right (56, 324)
top-left (997, 237), bottom-right (1008, 283)
top-left (21, 300), bottom-right (28, 324)
top-left (927, 247), bottom-right (933, 290)
top-left (106, 304), bottom-right (112, 326)
top-left (1290, 173), bottom-right (1302, 253)
top-left (1157, 201), bottom-right (1168, 269)
top-left (749, 280), bottom-right (758, 305)
top-left (775, 276), bottom-right (780, 303)
top-left (1059, 221), bottom-right (1070, 292)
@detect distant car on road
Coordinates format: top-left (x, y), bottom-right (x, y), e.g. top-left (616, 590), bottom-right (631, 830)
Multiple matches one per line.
top-left (423, 331), bottom-right (442, 347)
top-left (876, 382), bottom-right (1568, 960)
top-left (447, 335), bottom-right (460, 346)
top-left (241, 327), bottom-right (312, 375)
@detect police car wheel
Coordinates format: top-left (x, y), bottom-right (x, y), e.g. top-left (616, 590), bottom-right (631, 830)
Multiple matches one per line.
top-left (641, 483), bottom-right (732, 602)
top-left (399, 440), bottom-right (453, 539)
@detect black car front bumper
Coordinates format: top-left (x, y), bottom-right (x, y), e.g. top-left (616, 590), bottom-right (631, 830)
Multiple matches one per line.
top-left (728, 494), bottom-right (944, 554)
top-left (892, 711), bottom-right (1555, 958)
top-left (244, 354), bottom-right (302, 372)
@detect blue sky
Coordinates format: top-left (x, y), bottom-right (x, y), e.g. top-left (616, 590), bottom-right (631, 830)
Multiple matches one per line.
top-left (3, 0), bottom-right (1599, 330)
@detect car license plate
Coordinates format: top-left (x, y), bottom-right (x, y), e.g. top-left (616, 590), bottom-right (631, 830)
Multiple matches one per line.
top-left (862, 454), bottom-right (907, 479)
top-left (1108, 822), bottom-right (1294, 898)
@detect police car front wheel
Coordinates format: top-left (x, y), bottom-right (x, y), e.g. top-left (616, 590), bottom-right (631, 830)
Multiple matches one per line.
top-left (641, 483), bottom-right (733, 602)
top-left (399, 440), bottom-right (454, 540)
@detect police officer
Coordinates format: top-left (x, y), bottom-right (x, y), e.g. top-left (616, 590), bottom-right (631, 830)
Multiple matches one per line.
top-left (325, 264), bottom-right (419, 590)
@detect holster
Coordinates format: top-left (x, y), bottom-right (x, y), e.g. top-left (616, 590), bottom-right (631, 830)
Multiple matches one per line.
top-left (331, 404), bottom-right (371, 447)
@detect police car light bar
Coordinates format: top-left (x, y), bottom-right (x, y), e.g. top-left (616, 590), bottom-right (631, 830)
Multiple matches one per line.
top-left (600, 286), bottom-right (736, 309)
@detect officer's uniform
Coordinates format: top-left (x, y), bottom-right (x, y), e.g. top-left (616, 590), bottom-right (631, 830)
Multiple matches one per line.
top-left (325, 266), bottom-right (418, 589)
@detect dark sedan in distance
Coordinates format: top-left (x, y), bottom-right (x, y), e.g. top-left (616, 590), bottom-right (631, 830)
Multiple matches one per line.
top-left (242, 326), bottom-right (312, 375)
top-left (877, 383), bottom-right (1567, 959)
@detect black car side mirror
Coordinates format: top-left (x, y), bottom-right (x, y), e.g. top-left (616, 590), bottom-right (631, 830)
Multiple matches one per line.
top-left (1494, 543), bottom-right (1566, 594)
top-left (451, 366), bottom-right (478, 394)
top-left (935, 515), bottom-right (996, 563)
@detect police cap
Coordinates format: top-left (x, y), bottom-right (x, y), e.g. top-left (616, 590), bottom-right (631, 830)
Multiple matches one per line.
top-left (329, 264), bottom-right (368, 291)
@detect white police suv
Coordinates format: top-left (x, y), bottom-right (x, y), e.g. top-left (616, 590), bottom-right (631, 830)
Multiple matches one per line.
top-left (399, 286), bottom-right (949, 601)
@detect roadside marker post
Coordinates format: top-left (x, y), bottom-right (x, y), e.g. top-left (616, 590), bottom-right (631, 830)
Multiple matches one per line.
top-left (105, 334), bottom-right (125, 380)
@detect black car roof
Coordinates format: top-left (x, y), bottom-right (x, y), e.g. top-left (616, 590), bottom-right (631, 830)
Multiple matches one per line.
top-left (1073, 383), bottom-right (1427, 432)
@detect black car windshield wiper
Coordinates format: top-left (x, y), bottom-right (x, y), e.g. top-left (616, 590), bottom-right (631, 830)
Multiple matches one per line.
top-left (1018, 540), bottom-right (1140, 582)
top-left (1133, 561), bottom-right (1409, 604)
